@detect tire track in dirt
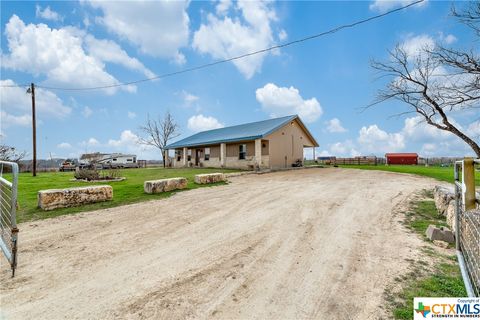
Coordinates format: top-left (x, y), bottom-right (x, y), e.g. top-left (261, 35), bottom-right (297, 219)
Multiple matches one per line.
top-left (1, 168), bottom-right (436, 319)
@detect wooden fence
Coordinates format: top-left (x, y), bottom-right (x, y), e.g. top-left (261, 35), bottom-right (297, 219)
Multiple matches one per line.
top-left (316, 157), bottom-right (385, 166)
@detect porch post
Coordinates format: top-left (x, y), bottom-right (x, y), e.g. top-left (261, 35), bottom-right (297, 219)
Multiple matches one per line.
top-left (220, 143), bottom-right (226, 167)
top-left (313, 147), bottom-right (315, 163)
top-left (182, 147), bottom-right (187, 167)
top-left (255, 139), bottom-right (262, 169)
top-left (164, 149), bottom-right (169, 167)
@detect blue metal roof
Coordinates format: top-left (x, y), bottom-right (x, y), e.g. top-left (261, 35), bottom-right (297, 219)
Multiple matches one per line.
top-left (166, 115), bottom-right (299, 149)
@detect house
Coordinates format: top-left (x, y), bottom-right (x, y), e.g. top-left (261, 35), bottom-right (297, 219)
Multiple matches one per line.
top-left (79, 152), bottom-right (139, 168)
top-left (385, 153), bottom-right (418, 165)
top-left (165, 115), bottom-right (318, 170)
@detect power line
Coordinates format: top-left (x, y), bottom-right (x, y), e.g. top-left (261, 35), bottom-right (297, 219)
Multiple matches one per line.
top-left (1, 0), bottom-right (424, 92)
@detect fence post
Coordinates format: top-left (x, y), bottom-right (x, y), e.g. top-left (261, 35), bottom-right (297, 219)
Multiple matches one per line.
top-left (463, 157), bottom-right (476, 211)
top-left (454, 162), bottom-right (461, 251)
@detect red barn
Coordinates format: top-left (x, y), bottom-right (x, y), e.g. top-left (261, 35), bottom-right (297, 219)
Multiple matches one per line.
top-left (385, 153), bottom-right (418, 165)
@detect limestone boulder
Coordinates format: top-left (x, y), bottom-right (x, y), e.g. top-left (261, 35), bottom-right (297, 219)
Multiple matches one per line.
top-left (426, 224), bottom-right (455, 243)
top-left (445, 199), bottom-right (456, 231)
top-left (38, 185), bottom-right (113, 211)
top-left (144, 178), bottom-right (187, 194)
top-left (433, 240), bottom-right (449, 249)
top-left (433, 185), bottom-right (455, 216)
top-left (194, 173), bottom-right (226, 184)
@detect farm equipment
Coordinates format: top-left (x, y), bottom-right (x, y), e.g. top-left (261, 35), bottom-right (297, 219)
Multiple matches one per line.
top-left (59, 159), bottom-right (77, 172)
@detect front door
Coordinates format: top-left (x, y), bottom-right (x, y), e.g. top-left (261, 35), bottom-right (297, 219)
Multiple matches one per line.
top-left (195, 149), bottom-right (200, 166)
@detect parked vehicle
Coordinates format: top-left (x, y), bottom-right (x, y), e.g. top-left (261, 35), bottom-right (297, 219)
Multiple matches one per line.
top-left (79, 153), bottom-right (139, 169)
top-left (59, 159), bottom-right (77, 172)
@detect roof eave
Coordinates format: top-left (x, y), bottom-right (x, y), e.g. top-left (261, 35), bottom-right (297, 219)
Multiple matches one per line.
top-left (166, 135), bottom-right (263, 149)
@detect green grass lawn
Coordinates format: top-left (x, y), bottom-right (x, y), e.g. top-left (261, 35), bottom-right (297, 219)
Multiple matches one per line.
top-left (13, 167), bottom-right (239, 223)
top-left (339, 164), bottom-right (480, 186)
top-left (387, 190), bottom-right (467, 319)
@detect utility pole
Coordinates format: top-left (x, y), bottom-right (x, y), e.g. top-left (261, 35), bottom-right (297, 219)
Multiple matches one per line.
top-left (27, 83), bottom-right (37, 176)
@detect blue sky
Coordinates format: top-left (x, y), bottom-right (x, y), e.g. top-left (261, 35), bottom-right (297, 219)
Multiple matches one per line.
top-left (1, 0), bottom-right (478, 160)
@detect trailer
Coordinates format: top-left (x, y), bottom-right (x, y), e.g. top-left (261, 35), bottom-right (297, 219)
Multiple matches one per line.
top-left (79, 153), bottom-right (139, 169)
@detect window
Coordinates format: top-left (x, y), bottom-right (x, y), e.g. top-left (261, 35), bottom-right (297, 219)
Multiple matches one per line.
top-left (127, 159), bottom-right (132, 162)
top-left (187, 149), bottom-right (192, 162)
top-left (239, 144), bottom-right (246, 160)
top-left (205, 147), bottom-right (210, 161)
top-left (112, 158), bottom-right (117, 161)
top-left (175, 150), bottom-right (181, 161)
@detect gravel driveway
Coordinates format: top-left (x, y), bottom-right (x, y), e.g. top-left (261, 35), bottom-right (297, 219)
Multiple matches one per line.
top-left (0, 168), bottom-right (436, 319)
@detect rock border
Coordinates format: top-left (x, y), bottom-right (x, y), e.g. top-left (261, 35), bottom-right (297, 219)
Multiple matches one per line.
top-left (38, 185), bottom-right (113, 211)
top-left (144, 177), bottom-right (188, 194)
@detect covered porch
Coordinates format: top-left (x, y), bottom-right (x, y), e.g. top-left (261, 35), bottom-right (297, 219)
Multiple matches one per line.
top-left (167, 138), bottom-right (270, 170)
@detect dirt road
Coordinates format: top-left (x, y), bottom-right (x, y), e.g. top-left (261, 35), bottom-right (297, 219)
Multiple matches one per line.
top-left (1, 168), bottom-right (436, 319)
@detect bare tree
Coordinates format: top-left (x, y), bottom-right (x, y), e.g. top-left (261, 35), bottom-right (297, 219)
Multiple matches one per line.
top-left (0, 145), bottom-right (27, 162)
top-left (452, 1), bottom-right (480, 36)
top-left (138, 111), bottom-right (180, 167)
top-left (371, 2), bottom-right (480, 157)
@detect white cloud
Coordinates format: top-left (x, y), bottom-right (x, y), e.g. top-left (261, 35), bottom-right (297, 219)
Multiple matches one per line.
top-left (87, 138), bottom-right (99, 146)
top-left (401, 116), bottom-right (453, 141)
top-left (467, 120), bottom-right (480, 138)
top-left (329, 140), bottom-right (361, 157)
top-left (278, 29), bottom-right (288, 41)
top-left (325, 118), bottom-right (347, 133)
top-left (108, 130), bottom-right (139, 147)
top-left (82, 106), bottom-right (93, 118)
top-left (334, 116), bottom-right (474, 157)
top-left (193, 0), bottom-right (277, 78)
top-left (369, 0), bottom-right (427, 13)
top-left (358, 124), bottom-right (405, 153)
top-left (0, 111), bottom-right (31, 127)
top-left (187, 114), bottom-right (224, 132)
top-left (87, 0), bottom-right (189, 63)
top-left (182, 91), bottom-right (199, 105)
top-left (1, 15), bottom-right (143, 94)
top-left (106, 130), bottom-right (160, 158)
top-left (438, 32), bottom-right (457, 45)
top-left (84, 35), bottom-right (155, 78)
top-left (57, 142), bottom-right (72, 149)
top-left (0, 79), bottom-right (71, 127)
top-left (36, 5), bottom-right (62, 21)
top-left (324, 115), bottom-right (477, 158)
top-left (127, 111), bottom-right (137, 119)
top-left (420, 143), bottom-right (437, 156)
top-left (330, 142), bottom-right (350, 155)
top-left (80, 137), bottom-right (100, 148)
top-left (400, 34), bottom-right (435, 59)
top-left (0, 79), bottom-right (71, 118)
top-left (255, 83), bottom-right (323, 123)
top-left (83, 15), bottom-right (91, 28)
top-left (216, 0), bottom-right (232, 15)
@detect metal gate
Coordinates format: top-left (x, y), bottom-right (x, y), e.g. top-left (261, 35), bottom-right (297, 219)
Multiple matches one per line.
top-left (0, 161), bottom-right (19, 277)
top-left (454, 158), bottom-right (479, 297)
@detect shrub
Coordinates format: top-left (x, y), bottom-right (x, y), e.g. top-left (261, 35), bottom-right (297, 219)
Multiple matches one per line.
top-left (74, 169), bottom-right (100, 181)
